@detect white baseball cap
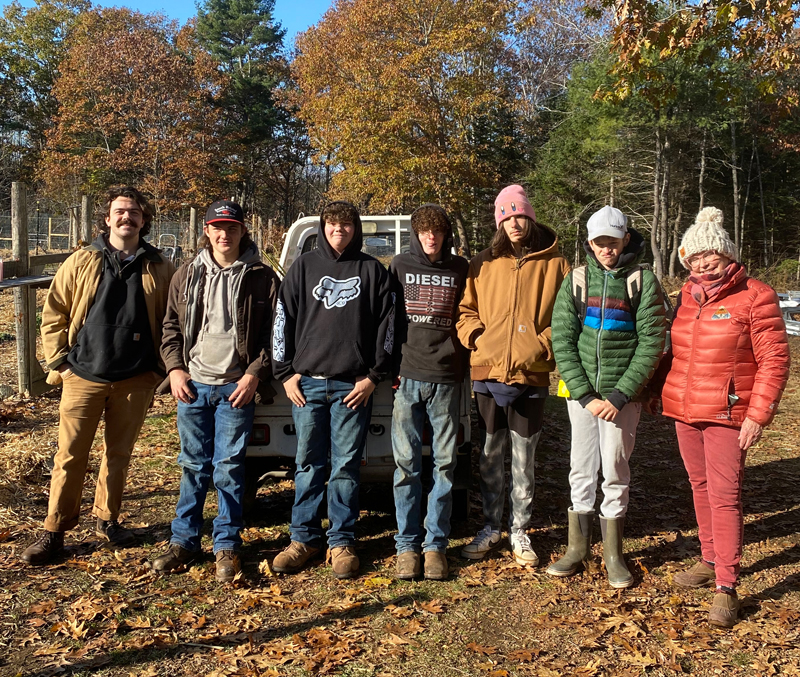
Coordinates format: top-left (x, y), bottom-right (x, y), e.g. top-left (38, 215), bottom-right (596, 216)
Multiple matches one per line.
top-left (587, 206), bottom-right (628, 240)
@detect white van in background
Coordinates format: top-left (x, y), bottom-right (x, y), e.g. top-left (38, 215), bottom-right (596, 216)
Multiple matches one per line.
top-left (243, 215), bottom-right (473, 518)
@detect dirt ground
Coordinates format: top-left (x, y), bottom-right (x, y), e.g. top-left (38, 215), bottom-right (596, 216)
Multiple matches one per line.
top-left (0, 293), bottom-right (798, 676)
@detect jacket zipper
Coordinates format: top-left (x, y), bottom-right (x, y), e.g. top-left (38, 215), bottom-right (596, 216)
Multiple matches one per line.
top-left (683, 301), bottom-right (703, 417)
top-left (594, 272), bottom-right (609, 391)
top-left (507, 258), bottom-right (522, 377)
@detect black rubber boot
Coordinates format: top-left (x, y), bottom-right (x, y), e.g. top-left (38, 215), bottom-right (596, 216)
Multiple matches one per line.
top-left (600, 515), bottom-right (633, 588)
top-left (547, 509), bottom-right (593, 577)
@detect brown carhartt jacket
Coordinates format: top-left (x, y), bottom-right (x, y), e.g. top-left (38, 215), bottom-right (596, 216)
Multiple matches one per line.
top-left (42, 241), bottom-right (175, 385)
top-left (456, 228), bottom-right (570, 387)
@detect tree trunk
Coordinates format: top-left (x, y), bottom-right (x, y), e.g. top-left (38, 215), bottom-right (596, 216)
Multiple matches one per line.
top-left (698, 129), bottom-right (707, 210)
top-left (755, 144), bottom-right (769, 267)
top-left (651, 128), bottom-right (664, 280)
top-left (659, 136), bottom-right (670, 258)
top-left (669, 190), bottom-right (684, 278)
top-left (731, 121), bottom-right (741, 252)
top-left (453, 210), bottom-right (471, 258)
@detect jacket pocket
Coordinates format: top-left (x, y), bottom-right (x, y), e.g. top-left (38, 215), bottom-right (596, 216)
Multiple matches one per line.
top-left (294, 338), bottom-right (367, 377)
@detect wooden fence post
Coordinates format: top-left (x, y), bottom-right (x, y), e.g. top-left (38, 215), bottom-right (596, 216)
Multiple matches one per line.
top-left (80, 194), bottom-right (92, 243)
top-left (12, 182), bottom-right (33, 395)
top-left (188, 207), bottom-right (197, 254)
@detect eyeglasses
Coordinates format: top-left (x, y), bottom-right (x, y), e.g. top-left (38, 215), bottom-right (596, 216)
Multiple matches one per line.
top-left (686, 251), bottom-right (721, 268)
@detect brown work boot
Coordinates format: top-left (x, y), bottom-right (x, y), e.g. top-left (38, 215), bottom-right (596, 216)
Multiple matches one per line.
top-left (96, 518), bottom-right (136, 547)
top-left (709, 591), bottom-right (739, 628)
top-left (328, 545), bottom-right (359, 579)
top-left (152, 543), bottom-right (198, 572)
top-left (272, 541), bottom-right (321, 574)
top-left (395, 551), bottom-right (422, 580)
top-left (673, 560), bottom-right (715, 589)
top-left (215, 550), bottom-right (242, 583)
top-left (424, 551), bottom-right (449, 580)
top-left (20, 531), bottom-right (64, 565)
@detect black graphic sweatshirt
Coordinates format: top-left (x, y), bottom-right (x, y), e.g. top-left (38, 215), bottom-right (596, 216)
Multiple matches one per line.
top-left (389, 205), bottom-right (469, 384)
top-left (272, 204), bottom-right (395, 384)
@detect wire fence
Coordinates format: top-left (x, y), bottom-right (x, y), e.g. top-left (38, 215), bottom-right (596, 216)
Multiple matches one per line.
top-left (0, 211), bottom-right (72, 254)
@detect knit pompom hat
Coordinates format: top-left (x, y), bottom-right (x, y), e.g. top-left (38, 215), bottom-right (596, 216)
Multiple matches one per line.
top-left (679, 207), bottom-right (738, 268)
top-left (494, 184), bottom-right (536, 229)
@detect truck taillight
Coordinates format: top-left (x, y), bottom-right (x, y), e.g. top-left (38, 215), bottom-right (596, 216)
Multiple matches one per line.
top-left (251, 424), bottom-right (270, 444)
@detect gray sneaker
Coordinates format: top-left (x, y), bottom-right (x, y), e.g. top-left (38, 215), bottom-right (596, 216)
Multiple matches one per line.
top-left (461, 525), bottom-right (502, 560)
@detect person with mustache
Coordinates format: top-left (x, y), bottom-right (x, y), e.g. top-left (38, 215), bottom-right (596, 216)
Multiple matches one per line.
top-left (21, 186), bottom-right (175, 565)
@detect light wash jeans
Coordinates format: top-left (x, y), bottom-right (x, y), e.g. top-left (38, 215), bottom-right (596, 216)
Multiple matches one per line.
top-left (171, 381), bottom-right (254, 553)
top-left (290, 376), bottom-right (372, 549)
top-left (566, 399), bottom-right (642, 518)
top-left (392, 378), bottom-right (460, 553)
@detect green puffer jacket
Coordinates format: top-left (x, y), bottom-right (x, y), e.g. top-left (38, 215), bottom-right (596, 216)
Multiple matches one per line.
top-left (551, 228), bottom-right (667, 407)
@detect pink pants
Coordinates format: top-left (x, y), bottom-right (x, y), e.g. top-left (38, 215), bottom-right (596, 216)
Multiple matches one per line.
top-left (675, 421), bottom-right (746, 588)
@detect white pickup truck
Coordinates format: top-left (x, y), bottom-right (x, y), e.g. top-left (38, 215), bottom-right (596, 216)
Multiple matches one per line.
top-left (243, 215), bottom-right (473, 517)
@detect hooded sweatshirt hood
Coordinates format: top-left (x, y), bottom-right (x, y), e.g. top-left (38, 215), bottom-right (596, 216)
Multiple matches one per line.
top-left (389, 205), bottom-right (469, 383)
top-left (317, 201), bottom-right (364, 261)
top-left (185, 242), bottom-right (262, 384)
top-left (408, 204), bottom-right (457, 266)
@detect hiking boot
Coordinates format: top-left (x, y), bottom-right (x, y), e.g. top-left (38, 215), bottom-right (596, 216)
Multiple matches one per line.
top-left (328, 545), bottom-right (359, 579)
top-left (96, 518), bottom-right (136, 547)
top-left (424, 551), bottom-right (449, 580)
top-left (20, 531), bottom-right (64, 565)
top-left (600, 516), bottom-right (633, 589)
top-left (215, 550), bottom-right (242, 583)
top-left (510, 528), bottom-right (539, 566)
top-left (709, 590), bottom-right (739, 628)
top-left (460, 525), bottom-right (502, 560)
top-left (152, 543), bottom-right (197, 572)
top-left (396, 551), bottom-right (422, 580)
top-left (272, 541), bottom-right (321, 574)
top-left (547, 509), bottom-right (593, 577)
top-left (673, 560), bottom-right (715, 589)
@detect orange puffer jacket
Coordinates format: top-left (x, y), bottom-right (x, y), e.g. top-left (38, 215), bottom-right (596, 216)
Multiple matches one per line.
top-left (662, 266), bottom-right (790, 428)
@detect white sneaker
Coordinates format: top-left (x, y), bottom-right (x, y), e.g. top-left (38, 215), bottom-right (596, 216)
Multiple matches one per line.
top-left (510, 529), bottom-right (539, 566)
top-left (461, 525), bottom-right (502, 560)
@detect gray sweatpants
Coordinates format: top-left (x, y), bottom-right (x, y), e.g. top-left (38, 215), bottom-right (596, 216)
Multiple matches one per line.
top-left (565, 399), bottom-right (642, 518)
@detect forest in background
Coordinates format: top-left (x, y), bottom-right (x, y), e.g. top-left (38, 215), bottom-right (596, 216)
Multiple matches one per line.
top-left (0, 0), bottom-right (798, 278)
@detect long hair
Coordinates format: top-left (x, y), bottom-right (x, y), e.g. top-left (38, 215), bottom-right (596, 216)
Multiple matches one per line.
top-left (490, 216), bottom-right (542, 259)
top-left (98, 186), bottom-right (154, 237)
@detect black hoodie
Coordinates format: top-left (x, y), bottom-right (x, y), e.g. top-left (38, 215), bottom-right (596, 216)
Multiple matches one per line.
top-left (272, 202), bottom-right (395, 384)
top-left (389, 205), bottom-right (469, 384)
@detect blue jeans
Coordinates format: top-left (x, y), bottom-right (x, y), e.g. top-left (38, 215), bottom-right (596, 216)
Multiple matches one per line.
top-left (290, 376), bottom-right (372, 548)
top-left (392, 378), bottom-right (460, 553)
top-left (171, 382), bottom-right (254, 553)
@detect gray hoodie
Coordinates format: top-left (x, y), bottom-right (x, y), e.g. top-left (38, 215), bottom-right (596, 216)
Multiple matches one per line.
top-left (187, 246), bottom-right (261, 385)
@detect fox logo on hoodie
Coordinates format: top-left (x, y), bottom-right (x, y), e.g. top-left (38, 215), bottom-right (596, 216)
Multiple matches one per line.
top-left (313, 276), bottom-right (361, 309)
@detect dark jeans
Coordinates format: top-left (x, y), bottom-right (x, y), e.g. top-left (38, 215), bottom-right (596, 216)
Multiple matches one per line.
top-left (290, 376), bottom-right (372, 548)
top-left (171, 381), bottom-right (254, 553)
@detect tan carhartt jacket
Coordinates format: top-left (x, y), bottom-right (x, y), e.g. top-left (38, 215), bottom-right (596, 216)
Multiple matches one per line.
top-left (41, 240), bottom-right (175, 384)
top-left (456, 228), bottom-right (570, 387)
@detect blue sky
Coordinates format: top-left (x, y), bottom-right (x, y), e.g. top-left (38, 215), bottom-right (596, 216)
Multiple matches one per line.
top-left (11, 0), bottom-right (332, 47)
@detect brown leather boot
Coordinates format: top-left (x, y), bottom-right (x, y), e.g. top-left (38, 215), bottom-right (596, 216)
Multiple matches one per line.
top-left (152, 543), bottom-right (198, 572)
top-left (21, 531), bottom-right (64, 565)
top-left (96, 518), bottom-right (136, 547)
top-left (673, 560), bottom-right (715, 589)
top-left (215, 550), bottom-right (242, 583)
top-left (272, 541), bottom-right (321, 574)
top-left (328, 545), bottom-right (359, 579)
top-left (709, 591), bottom-right (739, 628)
top-left (395, 551), bottom-right (422, 580)
top-left (424, 551), bottom-right (449, 580)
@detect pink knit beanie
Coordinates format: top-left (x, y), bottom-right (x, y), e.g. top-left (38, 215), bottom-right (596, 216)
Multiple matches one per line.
top-left (494, 184), bottom-right (536, 229)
